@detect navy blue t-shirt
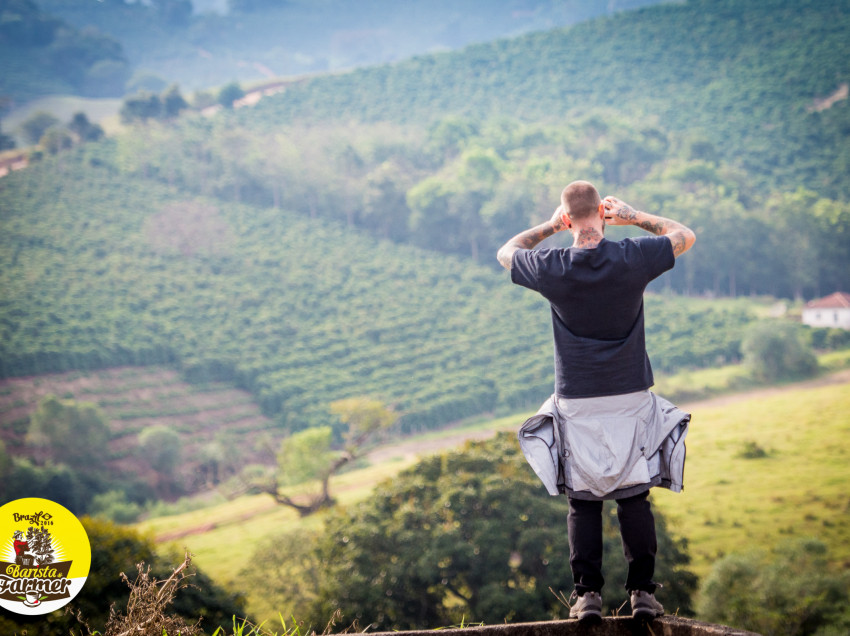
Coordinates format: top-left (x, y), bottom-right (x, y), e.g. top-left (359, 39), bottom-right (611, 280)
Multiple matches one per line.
top-left (511, 236), bottom-right (674, 398)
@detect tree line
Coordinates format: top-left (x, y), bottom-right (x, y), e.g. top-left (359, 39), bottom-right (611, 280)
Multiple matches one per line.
top-left (110, 111), bottom-right (850, 300)
top-left (0, 392), bottom-right (191, 517)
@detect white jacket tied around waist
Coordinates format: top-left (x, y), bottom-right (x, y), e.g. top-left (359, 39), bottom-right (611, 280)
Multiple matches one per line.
top-left (517, 390), bottom-right (690, 500)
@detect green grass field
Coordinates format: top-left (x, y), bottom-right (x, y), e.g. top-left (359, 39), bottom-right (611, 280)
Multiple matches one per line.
top-left (137, 370), bottom-right (850, 623)
top-left (652, 380), bottom-right (850, 578)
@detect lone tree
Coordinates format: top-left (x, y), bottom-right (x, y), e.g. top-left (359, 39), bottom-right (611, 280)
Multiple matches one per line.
top-left (161, 84), bottom-right (188, 119)
top-left (138, 425), bottom-right (182, 498)
top-left (69, 112), bottom-right (104, 142)
top-left (217, 81), bottom-right (245, 109)
top-left (262, 397), bottom-right (397, 516)
top-left (120, 91), bottom-right (162, 124)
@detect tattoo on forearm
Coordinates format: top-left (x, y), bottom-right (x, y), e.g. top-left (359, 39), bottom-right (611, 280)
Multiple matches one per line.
top-left (497, 222), bottom-right (557, 269)
top-left (615, 205), bottom-right (638, 222)
top-left (516, 224), bottom-right (557, 247)
top-left (671, 233), bottom-right (687, 257)
top-left (636, 219), bottom-right (666, 235)
top-left (633, 213), bottom-right (692, 256)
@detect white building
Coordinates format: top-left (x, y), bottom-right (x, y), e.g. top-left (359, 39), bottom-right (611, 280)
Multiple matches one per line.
top-left (802, 292), bottom-right (850, 329)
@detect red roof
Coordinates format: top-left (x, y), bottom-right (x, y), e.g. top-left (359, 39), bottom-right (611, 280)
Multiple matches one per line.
top-left (805, 292), bottom-right (850, 309)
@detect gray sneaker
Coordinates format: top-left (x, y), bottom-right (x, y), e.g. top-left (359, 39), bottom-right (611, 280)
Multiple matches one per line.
top-left (630, 590), bottom-right (664, 619)
top-left (569, 591), bottom-right (602, 622)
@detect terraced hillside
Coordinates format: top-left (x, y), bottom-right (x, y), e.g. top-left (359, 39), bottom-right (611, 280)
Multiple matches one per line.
top-left (0, 366), bottom-right (275, 491)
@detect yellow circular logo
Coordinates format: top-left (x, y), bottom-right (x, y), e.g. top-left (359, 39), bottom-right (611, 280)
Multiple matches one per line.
top-left (0, 498), bottom-right (91, 616)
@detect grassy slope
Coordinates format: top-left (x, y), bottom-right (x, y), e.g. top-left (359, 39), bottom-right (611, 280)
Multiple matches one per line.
top-left (652, 378), bottom-right (850, 578)
top-left (137, 370), bottom-right (850, 623)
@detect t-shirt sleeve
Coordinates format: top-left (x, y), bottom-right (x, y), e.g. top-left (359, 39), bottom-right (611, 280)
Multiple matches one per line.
top-left (637, 236), bottom-right (675, 281)
top-left (510, 248), bottom-right (543, 292)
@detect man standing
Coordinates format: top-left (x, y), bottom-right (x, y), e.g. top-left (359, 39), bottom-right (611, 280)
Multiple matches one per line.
top-left (496, 181), bottom-right (695, 622)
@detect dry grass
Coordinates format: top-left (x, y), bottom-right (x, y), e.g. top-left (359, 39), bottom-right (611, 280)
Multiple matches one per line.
top-left (71, 553), bottom-right (201, 636)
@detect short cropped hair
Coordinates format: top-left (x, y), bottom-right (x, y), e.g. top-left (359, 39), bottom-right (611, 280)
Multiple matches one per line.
top-left (561, 181), bottom-right (601, 221)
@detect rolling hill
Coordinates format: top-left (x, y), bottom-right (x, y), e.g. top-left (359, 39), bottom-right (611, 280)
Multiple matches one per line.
top-left (2, 0), bottom-right (848, 508)
top-left (242, 0), bottom-right (850, 199)
top-left (33, 0), bottom-right (673, 95)
top-left (0, 155), bottom-right (756, 434)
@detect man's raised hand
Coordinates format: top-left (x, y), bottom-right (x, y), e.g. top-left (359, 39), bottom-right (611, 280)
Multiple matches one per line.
top-left (601, 196), bottom-right (637, 226)
top-left (602, 195), bottom-right (696, 257)
top-left (550, 204), bottom-right (569, 232)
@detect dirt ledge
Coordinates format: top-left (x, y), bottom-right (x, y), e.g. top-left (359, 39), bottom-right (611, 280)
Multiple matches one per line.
top-left (366, 616), bottom-right (761, 636)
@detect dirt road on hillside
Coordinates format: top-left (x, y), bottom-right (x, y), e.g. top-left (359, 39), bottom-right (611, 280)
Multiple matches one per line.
top-left (678, 367), bottom-right (850, 410)
top-left (366, 367), bottom-right (850, 464)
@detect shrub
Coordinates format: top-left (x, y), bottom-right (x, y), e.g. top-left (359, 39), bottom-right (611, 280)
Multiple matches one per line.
top-left (18, 110), bottom-right (59, 145)
top-left (698, 539), bottom-right (850, 635)
top-left (736, 440), bottom-right (768, 459)
top-left (741, 321), bottom-right (818, 382)
top-left (809, 326), bottom-right (850, 352)
top-left (138, 425), bottom-right (182, 474)
top-left (40, 126), bottom-right (74, 154)
top-left (90, 489), bottom-right (143, 524)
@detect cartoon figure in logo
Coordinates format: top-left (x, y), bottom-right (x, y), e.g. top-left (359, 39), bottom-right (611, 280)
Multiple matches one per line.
top-left (13, 530), bottom-right (30, 566)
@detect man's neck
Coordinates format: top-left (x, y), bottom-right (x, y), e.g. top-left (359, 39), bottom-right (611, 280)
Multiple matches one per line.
top-left (571, 226), bottom-right (604, 249)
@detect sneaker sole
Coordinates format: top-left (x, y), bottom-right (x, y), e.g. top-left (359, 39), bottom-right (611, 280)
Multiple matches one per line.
top-left (571, 610), bottom-right (602, 624)
top-left (632, 608), bottom-right (663, 621)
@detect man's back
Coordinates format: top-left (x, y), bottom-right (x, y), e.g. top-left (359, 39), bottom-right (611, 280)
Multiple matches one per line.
top-left (510, 236), bottom-right (674, 399)
top-left (511, 237), bottom-right (673, 339)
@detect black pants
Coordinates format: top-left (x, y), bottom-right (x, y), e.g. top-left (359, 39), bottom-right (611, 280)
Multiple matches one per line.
top-left (567, 489), bottom-right (657, 596)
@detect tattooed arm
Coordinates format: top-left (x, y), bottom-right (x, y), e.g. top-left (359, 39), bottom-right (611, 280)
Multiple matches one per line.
top-left (601, 196), bottom-right (696, 257)
top-left (496, 205), bottom-right (568, 270)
